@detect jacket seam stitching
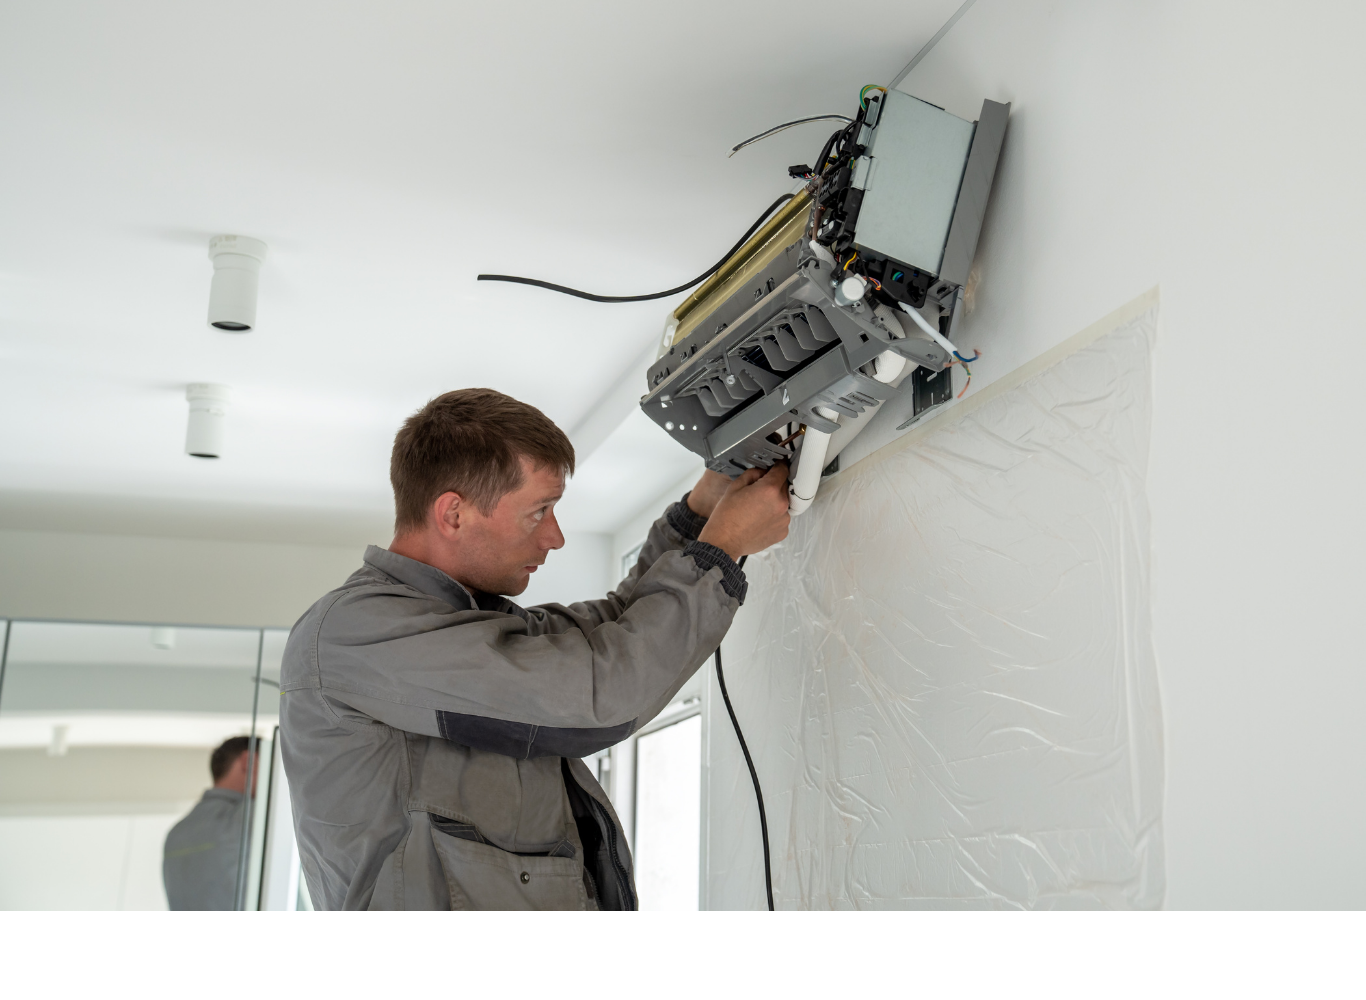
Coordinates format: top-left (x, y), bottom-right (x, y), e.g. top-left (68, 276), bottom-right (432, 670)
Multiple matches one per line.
top-left (310, 589), bottom-right (356, 729)
top-left (343, 686), bottom-right (633, 732)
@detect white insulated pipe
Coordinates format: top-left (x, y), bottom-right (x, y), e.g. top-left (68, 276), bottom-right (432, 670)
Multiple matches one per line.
top-left (787, 351), bottom-right (912, 514)
top-left (788, 405), bottom-right (840, 516)
top-left (787, 430), bottom-right (830, 515)
top-left (871, 350), bottom-right (906, 384)
top-left (897, 300), bottom-right (968, 362)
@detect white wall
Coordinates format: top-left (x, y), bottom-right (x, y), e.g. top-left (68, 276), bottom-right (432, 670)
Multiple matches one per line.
top-left (0, 746), bottom-right (212, 910)
top-left (611, 467), bottom-right (704, 581)
top-left (517, 531), bottom-right (613, 608)
top-left (0, 528), bottom-right (366, 628)
top-left (0, 526), bottom-right (616, 634)
top-left (891, 0), bottom-right (1366, 907)
top-left (0, 812), bottom-right (184, 910)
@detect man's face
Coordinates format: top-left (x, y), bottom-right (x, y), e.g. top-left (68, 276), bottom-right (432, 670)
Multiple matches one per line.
top-left (449, 458), bottom-right (565, 596)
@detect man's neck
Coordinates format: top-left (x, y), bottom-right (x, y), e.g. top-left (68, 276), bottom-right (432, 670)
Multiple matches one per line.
top-left (389, 533), bottom-right (481, 594)
top-left (390, 532), bottom-right (451, 576)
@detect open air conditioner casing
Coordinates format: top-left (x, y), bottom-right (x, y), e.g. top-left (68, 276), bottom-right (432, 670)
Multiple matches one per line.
top-left (640, 92), bottom-right (1009, 496)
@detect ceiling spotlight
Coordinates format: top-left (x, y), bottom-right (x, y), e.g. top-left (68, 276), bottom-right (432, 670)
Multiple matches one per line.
top-left (207, 235), bottom-right (267, 331)
top-left (150, 627), bottom-right (176, 649)
top-left (186, 383), bottom-right (231, 458)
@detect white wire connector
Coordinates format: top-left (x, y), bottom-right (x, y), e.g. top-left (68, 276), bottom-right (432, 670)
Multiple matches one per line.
top-left (896, 301), bottom-right (976, 364)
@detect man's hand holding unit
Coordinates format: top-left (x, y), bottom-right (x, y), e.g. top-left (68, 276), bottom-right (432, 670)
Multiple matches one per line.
top-left (697, 464), bottom-right (791, 560)
top-left (686, 469), bottom-right (733, 519)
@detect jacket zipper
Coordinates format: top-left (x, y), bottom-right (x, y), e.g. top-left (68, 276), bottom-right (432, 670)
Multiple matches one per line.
top-left (590, 796), bottom-right (636, 910)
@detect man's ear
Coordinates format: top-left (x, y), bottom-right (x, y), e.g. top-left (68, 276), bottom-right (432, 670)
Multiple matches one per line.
top-left (432, 491), bottom-right (462, 539)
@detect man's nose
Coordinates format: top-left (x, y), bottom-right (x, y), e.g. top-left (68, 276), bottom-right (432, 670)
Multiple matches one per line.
top-left (539, 510), bottom-right (565, 552)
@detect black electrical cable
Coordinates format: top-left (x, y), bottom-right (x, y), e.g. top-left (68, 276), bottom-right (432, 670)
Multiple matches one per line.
top-left (812, 126), bottom-right (845, 179)
top-left (476, 194), bottom-right (796, 303)
top-left (713, 554), bottom-right (774, 911)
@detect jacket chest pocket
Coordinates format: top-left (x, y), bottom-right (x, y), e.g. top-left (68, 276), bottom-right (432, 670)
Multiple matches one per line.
top-left (430, 827), bottom-right (591, 911)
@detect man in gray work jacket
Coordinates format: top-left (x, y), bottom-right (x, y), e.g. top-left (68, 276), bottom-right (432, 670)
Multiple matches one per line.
top-left (281, 387), bottom-right (789, 910)
top-left (163, 735), bottom-right (256, 909)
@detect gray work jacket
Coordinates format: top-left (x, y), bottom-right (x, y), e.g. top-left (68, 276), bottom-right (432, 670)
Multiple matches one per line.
top-left (280, 499), bottom-right (745, 910)
top-left (163, 788), bottom-right (245, 910)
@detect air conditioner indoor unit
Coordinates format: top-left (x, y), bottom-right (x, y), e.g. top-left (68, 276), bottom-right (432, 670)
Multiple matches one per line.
top-left (640, 90), bottom-right (1009, 513)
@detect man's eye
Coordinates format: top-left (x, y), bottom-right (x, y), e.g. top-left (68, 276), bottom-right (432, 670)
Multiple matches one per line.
top-left (531, 508), bottom-right (546, 522)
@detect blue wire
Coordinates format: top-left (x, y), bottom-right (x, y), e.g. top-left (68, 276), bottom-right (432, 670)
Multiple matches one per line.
top-left (953, 350), bottom-right (979, 363)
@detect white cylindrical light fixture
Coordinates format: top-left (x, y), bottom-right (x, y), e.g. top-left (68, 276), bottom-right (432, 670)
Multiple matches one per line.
top-left (186, 383), bottom-right (231, 458)
top-left (207, 235), bottom-right (268, 331)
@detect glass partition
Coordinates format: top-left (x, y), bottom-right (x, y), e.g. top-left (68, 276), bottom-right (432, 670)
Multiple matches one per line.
top-left (0, 619), bottom-right (297, 910)
top-left (0, 614), bottom-right (698, 911)
top-left (240, 629), bottom-right (290, 911)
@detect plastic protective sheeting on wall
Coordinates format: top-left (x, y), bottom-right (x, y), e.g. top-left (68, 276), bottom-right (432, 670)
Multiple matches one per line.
top-left (702, 299), bottom-right (1163, 909)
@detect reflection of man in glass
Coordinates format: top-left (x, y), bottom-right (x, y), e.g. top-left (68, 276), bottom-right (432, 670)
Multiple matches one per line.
top-left (162, 736), bottom-right (257, 910)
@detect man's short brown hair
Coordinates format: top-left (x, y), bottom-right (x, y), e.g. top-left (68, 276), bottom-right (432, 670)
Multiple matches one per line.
top-left (210, 735), bottom-right (255, 782)
top-left (390, 388), bottom-right (575, 532)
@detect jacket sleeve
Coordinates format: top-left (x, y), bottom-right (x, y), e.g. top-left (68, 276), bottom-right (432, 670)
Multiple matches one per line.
top-left (520, 496), bottom-right (735, 635)
top-left (306, 513), bottom-right (746, 759)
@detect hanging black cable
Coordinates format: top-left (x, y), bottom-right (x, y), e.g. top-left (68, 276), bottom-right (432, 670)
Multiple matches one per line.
top-left (713, 554), bottom-right (774, 910)
top-left (476, 194), bottom-right (795, 303)
top-left (812, 125), bottom-right (845, 180)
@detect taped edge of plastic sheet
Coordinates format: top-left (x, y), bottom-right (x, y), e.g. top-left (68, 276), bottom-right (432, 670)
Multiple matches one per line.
top-left (832, 285), bottom-right (1162, 483)
top-left (701, 288), bottom-right (1164, 909)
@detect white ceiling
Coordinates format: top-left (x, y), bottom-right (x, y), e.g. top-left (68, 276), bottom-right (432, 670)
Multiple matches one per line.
top-left (6, 620), bottom-right (267, 668)
top-left (0, 0), bottom-right (961, 539)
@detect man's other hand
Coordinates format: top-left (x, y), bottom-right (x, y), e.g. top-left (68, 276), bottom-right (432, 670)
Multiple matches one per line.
top-left (686, 469), bottom-right (733, 519)
top-left (697, 464), bottom-right (790, 560)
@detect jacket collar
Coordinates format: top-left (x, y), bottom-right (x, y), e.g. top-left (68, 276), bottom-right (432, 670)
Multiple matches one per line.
top-left (202, 788), bottom-right (244, 804)
top-left (363, 544), bottom-right (477, 611)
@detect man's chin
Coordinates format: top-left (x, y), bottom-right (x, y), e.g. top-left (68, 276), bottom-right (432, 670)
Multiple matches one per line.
top-left (469, 566), bottom-right (537, 599)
